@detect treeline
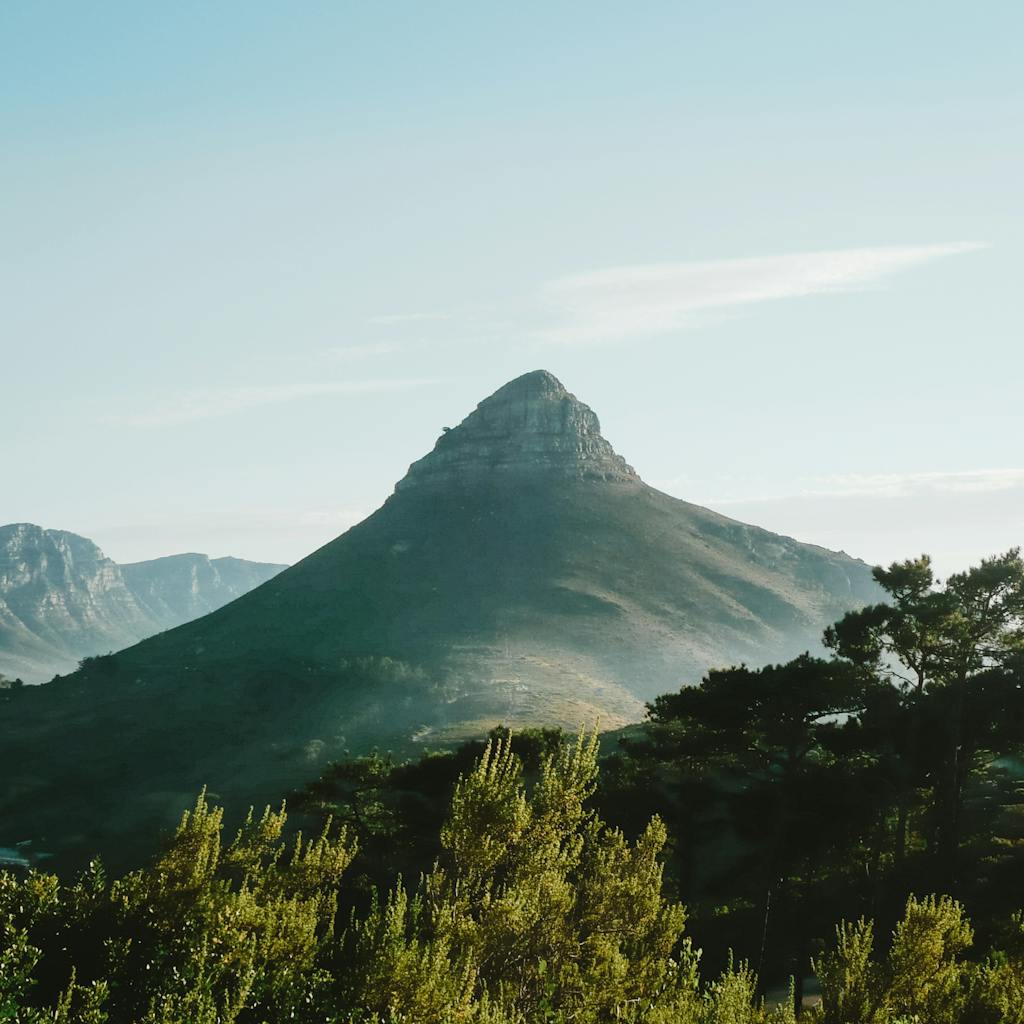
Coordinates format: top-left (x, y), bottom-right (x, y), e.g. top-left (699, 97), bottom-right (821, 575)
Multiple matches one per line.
top-left (295, 551), bottom-right (1024, 991)
top-left (615, 549), bottom-right (1024, 984)
top-left (3, 732), bottom-right (1023, 1023)
top-left (3, 549), bottom-right (1023, 1021)
top-left (0, 674), bottom-right (26, 693)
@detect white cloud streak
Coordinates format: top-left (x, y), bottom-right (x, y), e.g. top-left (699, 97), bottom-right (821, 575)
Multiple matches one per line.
top-left (323, 341), bottom-right (407, 360)
top-left (538, 243), bottom-right (987, 344)
top-left (705, 468), bottom-right (1024, 505)
top-left (103, 378), bottom-right (435, 428)
top-left (792, 468), bottom-right (1024, 500)
top-left (368, 311), bottom-right (454, 325)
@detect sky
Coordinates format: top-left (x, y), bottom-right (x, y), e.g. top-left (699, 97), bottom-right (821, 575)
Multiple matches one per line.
top-left (2, 1), bottom-right (1022, 577)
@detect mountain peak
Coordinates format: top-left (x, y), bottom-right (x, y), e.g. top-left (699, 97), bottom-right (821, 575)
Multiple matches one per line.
top-left (487, 368), bottom-right (567, 399)
top-left (396, 370), bottom-right (638, 491)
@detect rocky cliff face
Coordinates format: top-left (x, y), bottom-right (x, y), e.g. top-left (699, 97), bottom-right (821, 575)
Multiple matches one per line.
top-left (0, 524), bottom-right (285, 682)
top-left (0, 525), bottom-right (154, 682)
top-left (396, 370), bottom-right (638, 491)
top-left (122, 553), bottom-right (286, 625)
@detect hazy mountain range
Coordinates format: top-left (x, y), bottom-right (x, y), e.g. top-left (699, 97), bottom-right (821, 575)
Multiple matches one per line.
top-left (0, 370), bottom-right (882, 869)
top-left (0, 523), bottom-right (286, 683)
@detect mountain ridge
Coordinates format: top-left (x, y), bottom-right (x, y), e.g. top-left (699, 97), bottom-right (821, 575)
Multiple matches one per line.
top-left (0, 523), bottom-right (287, 682)
top-left (0, 370), bottom-right (883, 869)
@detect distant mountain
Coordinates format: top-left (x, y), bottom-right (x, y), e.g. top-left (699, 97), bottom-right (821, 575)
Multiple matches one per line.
top-left (121, 554), bottom-right (290, 629)
top-left (0, 525), bottom-right (156, 683)
top-left (0, 371), bottom-right (882, 869)
top-left (0, 524), bottom-right (286, 682)
top-left (110, 370), bottom-right (875, 720)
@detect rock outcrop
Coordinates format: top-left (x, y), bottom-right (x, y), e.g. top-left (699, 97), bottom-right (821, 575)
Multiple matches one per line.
top-left (0, 525), bottom-right (154, 682)
top-left (0, 524), bottom-right (285, 682)
top-left (396, 370), bottom-right (638, 490)
top-left (122, 553), bottom-right (286, 626)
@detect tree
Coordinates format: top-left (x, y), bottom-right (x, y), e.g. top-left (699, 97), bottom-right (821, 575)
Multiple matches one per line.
top-left (5, 731), bottom-right (1024, 1022)
top-left (813, 895), bottom-right (979, 1024)
top-left (293, 726), bottom-right (569, 893)
top-left (638, 655), bottom-right (885, 1011)
top-left (827, 549), bottom-right (1024, 878)
top-left (335, 730), bottom-right (704, 1022)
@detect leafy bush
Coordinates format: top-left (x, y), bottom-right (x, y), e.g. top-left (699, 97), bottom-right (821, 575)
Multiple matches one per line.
top-left (2, 733), bottom-right (1022, 1022)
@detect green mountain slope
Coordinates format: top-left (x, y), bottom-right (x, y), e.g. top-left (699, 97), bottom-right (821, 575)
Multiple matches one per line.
top-left (0, 371), bottom-right (881, 869)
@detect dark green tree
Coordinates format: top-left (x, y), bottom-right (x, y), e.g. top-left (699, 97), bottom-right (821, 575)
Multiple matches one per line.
top-left (639, 655), bottom-right (885, 1009)
top-left (827, 549), bottom-right (1024, 879)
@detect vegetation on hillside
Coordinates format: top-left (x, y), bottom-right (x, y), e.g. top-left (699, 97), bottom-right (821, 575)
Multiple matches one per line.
top-left (607, 549), bottom-right (1024, 987)
top-left (289, 549), bottom-right (1024, 1015)
top-left (3, 548), bottom-right (1023, 1021)
top-left (4, 731), bottom-right (1024, 1023)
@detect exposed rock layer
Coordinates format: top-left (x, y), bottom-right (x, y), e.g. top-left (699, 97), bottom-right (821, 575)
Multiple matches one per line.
top-left (0, 524), bottom-right (285, 682)
top-left (122, 553), bottom-right (288, 626)
top-left (397, 370), bottom-right (638, 490)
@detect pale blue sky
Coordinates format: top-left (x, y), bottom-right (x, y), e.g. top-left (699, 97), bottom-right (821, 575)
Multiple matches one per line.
top-left (2, 2), bottom-right (1021, 574)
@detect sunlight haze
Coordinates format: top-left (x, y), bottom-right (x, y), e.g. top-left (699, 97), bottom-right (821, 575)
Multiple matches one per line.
top-left (3, 2), bottom-right (1021, 575)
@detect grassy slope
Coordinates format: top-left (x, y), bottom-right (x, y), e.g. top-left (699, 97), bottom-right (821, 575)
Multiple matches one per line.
top-left (0, 477), bottom-right (881, 871)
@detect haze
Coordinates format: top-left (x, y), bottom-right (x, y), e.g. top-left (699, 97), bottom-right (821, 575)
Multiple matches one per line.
top-left (2, 2), bottom-right (1021, 576)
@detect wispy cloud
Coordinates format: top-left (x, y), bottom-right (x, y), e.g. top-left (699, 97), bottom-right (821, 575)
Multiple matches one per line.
top-left (537, 243), bottom-right (988, 344)
top-left (103, 378), bottom-right (434, 427)
top-left (368, 311), bottom-right (454, 325)
top-left (702, 468), bottom-right (1024, 505)
top-left (323, 341), bottom-right (407, 360)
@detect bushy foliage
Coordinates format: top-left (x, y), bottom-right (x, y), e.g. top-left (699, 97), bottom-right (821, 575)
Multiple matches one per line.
top-left (812, 895), bottom-right (1024, 1024)
top-left (1, 732), bottom-right (789, 1024)
top-left (1, 793), bottom-right (356, 1024)
top-left (334, 732), bottom-right (702, 1022)
top-left (599, 549), bottom-right (1024, 989)
top-left (3, 734), bottom-right (1023, 1022)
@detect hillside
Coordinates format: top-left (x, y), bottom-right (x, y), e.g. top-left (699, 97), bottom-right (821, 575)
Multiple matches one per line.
top-left (0, 370), bottom-right (881, 868)
top-left (0, 523), bottom-right (286, 682)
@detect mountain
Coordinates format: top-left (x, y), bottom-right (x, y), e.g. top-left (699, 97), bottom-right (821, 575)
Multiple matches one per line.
top-left (0, 523), bottom-right (286, 683)
top-left (0, 525), bottom-right (156, 683)
top-left (121, 553), bottom-right (290, 628)
top-left (0, 371), bottom-right (882, 869)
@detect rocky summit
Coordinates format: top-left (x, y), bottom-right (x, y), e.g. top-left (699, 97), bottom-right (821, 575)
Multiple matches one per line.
top-left (0, 523), bottom-right (286, 682)
top-left (0, 370), bottom-right (882, 870)
top-left (397, 370), bottom-right (638, 490)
